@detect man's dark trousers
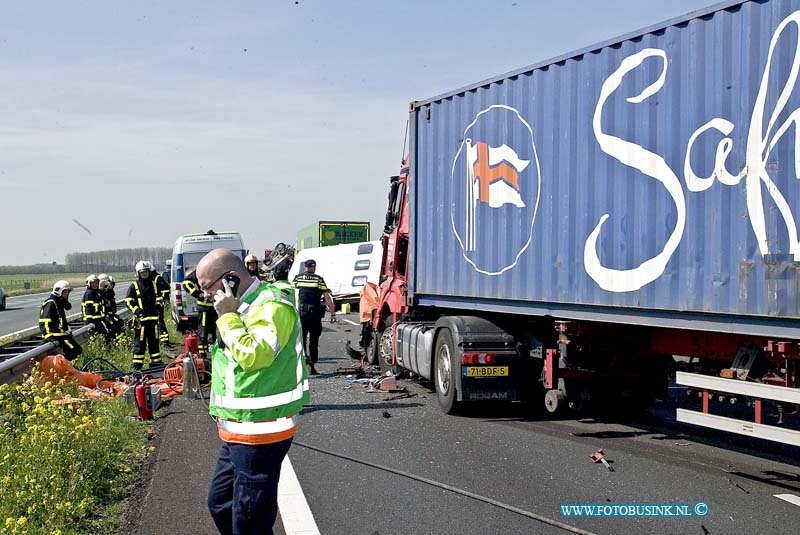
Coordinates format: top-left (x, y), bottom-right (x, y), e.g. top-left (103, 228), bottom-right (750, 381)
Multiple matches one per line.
top-left (207, 439), bottom-right (293, 535)
top-left (300, 313), bottom-right (323, 365)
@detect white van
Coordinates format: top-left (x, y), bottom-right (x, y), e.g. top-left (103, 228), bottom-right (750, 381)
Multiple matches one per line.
top-left (170, 230), bottom-right (246, 331)
top-left (289, 241), bottom-right (382, 304)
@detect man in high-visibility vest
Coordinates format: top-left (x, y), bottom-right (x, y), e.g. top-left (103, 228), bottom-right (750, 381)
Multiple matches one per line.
top-left (197, 248), bottom-right (309, 535)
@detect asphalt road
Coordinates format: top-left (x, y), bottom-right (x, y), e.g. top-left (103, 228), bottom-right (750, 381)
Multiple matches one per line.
top-left (134, 314), bottom-right (800, 535)
top-left (0, 283), bottom-right (132, 338)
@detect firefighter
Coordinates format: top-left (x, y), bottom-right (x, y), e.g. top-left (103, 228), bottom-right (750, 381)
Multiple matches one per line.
top-left (125, 261), bottom-right (164, 370)
top-left (292, 259), bottom-right (337, 374)
top-left (245, 254), bottom-right (262, 279)
top-left (154, 268), bottom-right (171, 345)
top-left (82, 274), bottom-right (109, 338)
top-left (182, 269), bottom-right (217, 360)
top-left (39, 280), bottom-right (82, 360)
top-left (98, 274), bottom-right (124, 340)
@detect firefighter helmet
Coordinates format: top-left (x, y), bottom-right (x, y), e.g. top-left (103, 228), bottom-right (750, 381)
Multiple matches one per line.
top-left (98, 273), bottom-right (109, 281)
top-left (99, 279), bottom-right (112, 291)
top-left (53, 280), bottom-right (72, 297)
top-left (135, 260), bottom-right (153, 273)
top-left (86, 274), bottom-right (99, 287)
top-left (245, 254), bottom-right (259, 265)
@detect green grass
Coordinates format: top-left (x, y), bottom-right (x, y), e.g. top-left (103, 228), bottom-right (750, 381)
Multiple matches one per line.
top-left (0, 307), bottom-right (181, 535)
top-left (0, 273), bottom-right (131, 297)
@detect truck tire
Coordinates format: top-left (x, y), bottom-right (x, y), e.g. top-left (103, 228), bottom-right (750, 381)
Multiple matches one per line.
top-left (434, 329), bottom-right (460, 414)
top-left (366, 315), bottom-right (395, 370)
top-left (364, 330), bottom-right (378, 365)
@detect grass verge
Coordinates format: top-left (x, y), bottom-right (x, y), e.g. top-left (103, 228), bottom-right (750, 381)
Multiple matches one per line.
top-left (0, 307), bottom-right (181, 535)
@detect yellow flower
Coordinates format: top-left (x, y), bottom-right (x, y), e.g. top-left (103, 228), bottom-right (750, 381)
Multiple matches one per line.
top-left (17, 516), bottom-right (27, 526)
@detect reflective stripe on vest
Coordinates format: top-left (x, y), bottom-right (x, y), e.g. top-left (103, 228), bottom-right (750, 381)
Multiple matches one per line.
top-left (210, 379), bottom-right (309, 410)
top-left (217, 415), bottom-right (297, 435)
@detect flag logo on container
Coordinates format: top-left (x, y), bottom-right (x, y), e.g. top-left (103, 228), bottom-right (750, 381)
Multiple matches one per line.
top-left (451, 105), bottom-right (541, 275)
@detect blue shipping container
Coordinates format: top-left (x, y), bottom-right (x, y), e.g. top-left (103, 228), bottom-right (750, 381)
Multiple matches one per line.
top-left (409, 0), bottom-right (800, 339)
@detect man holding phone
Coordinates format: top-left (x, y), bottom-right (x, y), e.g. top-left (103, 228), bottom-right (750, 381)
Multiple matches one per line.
top-left (197, 249), bottom-right (309, 535)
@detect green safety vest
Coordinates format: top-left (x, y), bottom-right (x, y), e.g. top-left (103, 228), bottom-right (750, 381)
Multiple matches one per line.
top-left (209, 281), bottom-right (309, 435)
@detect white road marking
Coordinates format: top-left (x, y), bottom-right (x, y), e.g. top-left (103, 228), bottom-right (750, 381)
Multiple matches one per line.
top-left (278, 455), bottom-right (320, 535)
top-left (341, 319), bottom-right (359, 326)
top-left (775, 494), bottom-right (800, 507)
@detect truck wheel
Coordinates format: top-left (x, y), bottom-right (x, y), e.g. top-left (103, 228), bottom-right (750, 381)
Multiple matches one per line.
top-left (377, 316), bottom-right (395, 373)
top-left (544, 389), bottom-right (565, 413)
top-left (364, 330), bottom-right (378, 366)
top-left (435, 329), bottom-right (460, 414)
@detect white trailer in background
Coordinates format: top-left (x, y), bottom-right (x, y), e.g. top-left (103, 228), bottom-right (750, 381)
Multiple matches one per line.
top-left (289, 241), bottom-right (382, 304)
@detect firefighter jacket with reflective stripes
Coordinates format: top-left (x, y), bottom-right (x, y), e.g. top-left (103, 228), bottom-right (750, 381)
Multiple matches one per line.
top-left (104, 289), bottom-right (118, 314)
top-left (182, 271), bottom-right (214, 309)
top-left (39, 294), bottom-right (71, 339)
top-left (154, 273), bottom-right (170, 302)
top-left (209, 280), bottom-right (309, 445)
top-left (82, 288), bottom-right (105, 320)
top-left (125, 278), bottom-right (162, 321)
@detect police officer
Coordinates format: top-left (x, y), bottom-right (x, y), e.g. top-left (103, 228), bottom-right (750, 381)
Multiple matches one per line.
top-left (39, 280), bottom-right (82, 360)
top-left (82, 274), bottom-right (109, 338)
top-left (125, 261), bottom-right (164, 370)
top-left (182, 269), bottom-right (217, 360)
top-left (292, 259), bottom-right (336, 374)
top-left (154, 268), bottom-right (171, 345)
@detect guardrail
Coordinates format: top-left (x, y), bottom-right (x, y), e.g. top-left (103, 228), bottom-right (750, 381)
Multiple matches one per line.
top-left (0, 304), bottom-right (131, 385)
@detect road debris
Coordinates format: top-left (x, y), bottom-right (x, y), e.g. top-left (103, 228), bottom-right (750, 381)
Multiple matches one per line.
top-left (366, 372), bottom-right (406, 393)
top-left (383, 392), bottom-right (417, 402)
top-left (726, 477), bottom-right (750, 494)
top-left (344, 340), bottom-right (364, 360)
top-left (590, 449), bottom-right (615, 472)
top-left (382, 411), bottom-right (392, 418)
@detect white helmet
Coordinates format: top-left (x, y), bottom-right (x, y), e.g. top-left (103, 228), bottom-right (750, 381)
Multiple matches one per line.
top-left (245, 254), bottom-right (259, 264)
top-left (86, 274), bottom-right (99, 286)
top-left (98, 273), bottom-right (109, 281)
top-left (107, 275), bottom-right (115, 283)
top-left (53, 280), bottom-right (72, 297)
top-left (135, 260), bottom-right (154, 273)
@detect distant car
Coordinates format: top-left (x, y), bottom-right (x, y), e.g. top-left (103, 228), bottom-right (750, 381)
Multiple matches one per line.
top-left (0, 287), bottom-right (6, 311)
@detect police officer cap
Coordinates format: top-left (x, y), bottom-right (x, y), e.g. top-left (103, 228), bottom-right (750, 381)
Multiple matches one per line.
top-left (304, 259), bottom-right (316, 267)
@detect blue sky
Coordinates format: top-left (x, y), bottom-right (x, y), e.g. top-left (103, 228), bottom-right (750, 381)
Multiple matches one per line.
top-left (0, 0), bottom-right (720, 266)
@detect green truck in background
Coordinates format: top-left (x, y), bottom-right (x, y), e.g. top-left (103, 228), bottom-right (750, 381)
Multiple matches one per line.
top-left (296, 221), bottom-right (370, 251)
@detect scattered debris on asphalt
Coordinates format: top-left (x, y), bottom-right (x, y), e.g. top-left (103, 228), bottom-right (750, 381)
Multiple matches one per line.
top-left (590, 449), bottom-right (615, 472)
top-left (382, 411), bottom-right (392, 418)
top-left (726, 477), bottom-right (749, 494)
top-left (344, 340), bottom-right (364, 360)
top-left (383, 392), bottom-right (417, 402)
top-left (675, 442), bottom-right (691, 446)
